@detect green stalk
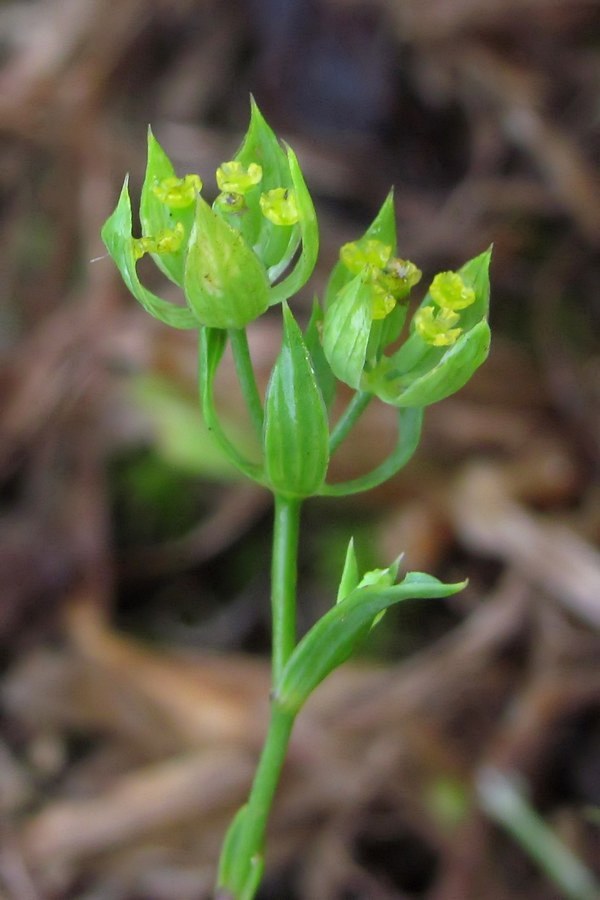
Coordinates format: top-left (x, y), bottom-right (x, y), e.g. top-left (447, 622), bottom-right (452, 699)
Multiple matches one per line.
top-left (225, 704), bottom-right (295, 897)
top-left (329, 390), bottom-right (372, 455)
top-left (218, 494), bottom-right (302, 899)
top-left (270, 494), bottom-right (301, 682)
top-left (229, 327), bottom-right (264, 441)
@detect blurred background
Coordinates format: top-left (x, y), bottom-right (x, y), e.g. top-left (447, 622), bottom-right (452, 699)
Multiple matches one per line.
top-left (0, 0), bottom-right (599, 898)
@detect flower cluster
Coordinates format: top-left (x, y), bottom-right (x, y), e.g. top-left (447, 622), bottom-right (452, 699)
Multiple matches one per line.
top-left (101, 99), bottom-right (317, 330)
top-left (413, 270), bottom-right (476, 347)
top-left (339, 239), bottom-right (422, 320)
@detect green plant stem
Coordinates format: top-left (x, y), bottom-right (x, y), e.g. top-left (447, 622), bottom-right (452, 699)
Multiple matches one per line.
top-left (321, 406), bottom-right (424, 497)
top-left (218, 494), bottom-right (302, 898)
top-left (271, 494), bottom-right (301, 682)
top-left (229, 327), bottom-right (264, 440)
top-left (329, 391), bottom-right (372, 455)
top-left (198, 329), bottom-right (264, 485)
top-left (228, 703), bottom-right (295, 893)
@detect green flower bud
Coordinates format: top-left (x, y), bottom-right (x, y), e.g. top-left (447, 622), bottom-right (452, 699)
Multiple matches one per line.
top-left (263, 305), bottom-right (329, 498)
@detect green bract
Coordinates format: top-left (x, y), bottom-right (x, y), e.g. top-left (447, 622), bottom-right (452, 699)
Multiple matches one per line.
top-left (263, 304), bottom-right (329, 497)
top-left (101, 99), bottom-right (318, 330)
top-left (277, 571), bottom-right (466, 715)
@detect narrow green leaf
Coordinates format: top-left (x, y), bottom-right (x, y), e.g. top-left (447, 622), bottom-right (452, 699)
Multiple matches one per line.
top-left (263, 304), bottom-right (329, 498)
top-left (336, 538), bottom-right (359, 603)
top-left (216, 804), bottom-right (265, 899)
top-left (277, 572), bottom-right (466, 714)
top-left (184, 196), bottom-right (270, 328)
top-left (101, 177), bottom-right (198, 329)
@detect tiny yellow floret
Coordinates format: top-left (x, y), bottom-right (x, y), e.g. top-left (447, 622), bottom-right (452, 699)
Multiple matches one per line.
top-left (379, 257), bottom-right (422, 300)
top-left (152, 174), bottom-right (202, 208)
top-left (430, 271), bottom-right (475, 310)
top-left (370, 283), bottom-right (397, 320)
top-left (216, 161), bottom-right (263, 194)
top-left (414, 305), bottom-right (462, 346)
top-left (259, 188), bottom-right (300, 226)
top-left (132, 222), bottom-right (184, 260)
top-left (340, 239), bottom-right (391, 275)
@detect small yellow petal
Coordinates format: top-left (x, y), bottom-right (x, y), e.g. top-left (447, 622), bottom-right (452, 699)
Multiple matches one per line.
top-left (152, 174), bottom-right (202, 208)
top-left (430, 271), bottom-right (475, 310)
top-left (216, 161), bottom-right (263, 194)
top-left (340, 239), bottom-right (391, 275)
top-left (133, 223), bottom-right (185, 260)
top-left (259, 188), bottom-right (299, 226)
top-left (414, 305), bottom-right (462, 346)
top-left (370, 283), bottom-right (396, 320)
top-left (154, 222), bottom-right (185, 254)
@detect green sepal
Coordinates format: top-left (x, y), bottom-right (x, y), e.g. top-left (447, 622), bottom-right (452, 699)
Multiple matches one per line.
top-left (217, 804), bottom-right (264, 900)
top-left (369, 248), bottom-right (492, 407)
top-left (336, 538), bottom-right (359, 603)
top-left (322, 274), bottom-right (372, 390)
top-left (304, 297), bottom-right (336, 410)
top-left (263, 304), bottom-right (329, 498)
top-left (140, 128), bottom-right (197, 287)
top-left (324, 190), bottom-right (396, 308)
top-left (184, 196), bottom-right (270, 329)
top-left (372, 319), bottom-right (491, 407)
top-left (101, 177), bottom-right (198, 329)
top-left (268, 146), bottom-right (319, 305)
top-left (277, 572), bottom-right (467, 715)
top-left (230, 97), bottom-right (297, 271)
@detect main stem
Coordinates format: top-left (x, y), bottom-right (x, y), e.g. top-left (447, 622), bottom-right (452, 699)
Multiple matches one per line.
top-left (270, 494), bottom-right (301, 682)
top-left (219, 494), bottom-right (301, 897)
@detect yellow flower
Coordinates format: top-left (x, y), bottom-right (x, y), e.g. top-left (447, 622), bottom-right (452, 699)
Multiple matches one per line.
top-left (259, 188), bottom-right (300, 226)
top-left (132, 222), bottom-right (185, 260)
top-left (216, 161), bottom-right (263, 194)
top-left (151, 174), bottom-right (202, 208)
top-left (370, 283), bottom-right (396, 320)
top-left (430, 271), bottom-right (475, 310)
top-left (414, 305), bottom-right (462, 346)
top-left (340, 239), bottom-right (391, 275)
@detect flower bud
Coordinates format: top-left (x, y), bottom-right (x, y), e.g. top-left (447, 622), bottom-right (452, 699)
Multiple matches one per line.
top-left (263, 305), bottom-right (329, 498)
